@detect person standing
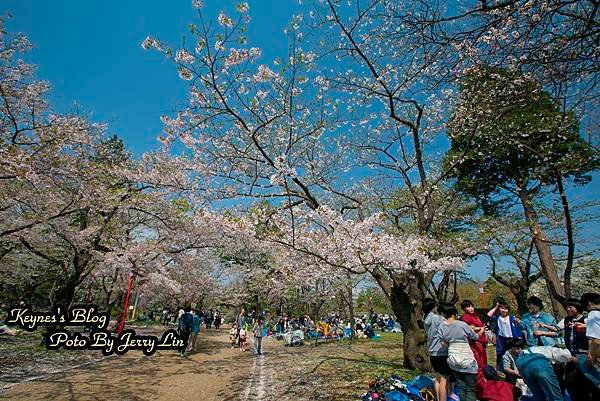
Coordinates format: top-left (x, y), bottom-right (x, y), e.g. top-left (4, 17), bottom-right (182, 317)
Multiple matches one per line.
top-left (560, 298), bottom-right (589, 401)
top-left (229, 323), bottom-right (239, 349)
top-left (579, 293), bottom-right (600, 395)
top-left (423, 299), bottom-right (452, 401)
top-left (460, 299), bottom-right (488, 369)
top-left (438, 302), bottom-right (479, 401)
top-left (205, 309), bottom-right (214, 330)
top-left (487, 300), bottom-right (522, 370)
top-left (561, 298), bottom-right (588, 355)
top-left (239, 326), bottom-right (248, 352)
top-left (188, 309), bottom-right (201, 353)
top-left (253, 317), bottom-right (264, 355)
top-left (521, 296), bottom-right (560, 347)
top-left (161, 308), bottom-right (169, 326)
top-left (176, 307), bottom-right (184, 325)
top-left (214, 311), bottom-right (221, 330)
top-left (237, 307), bottom-right (247, 345)
top-left (178, 306), bottom-right (194, 356)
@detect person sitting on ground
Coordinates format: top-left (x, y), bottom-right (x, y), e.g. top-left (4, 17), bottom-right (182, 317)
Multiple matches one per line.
top-left (364, 323), bottom-right (375, 338)
top-left (476, 365), bottom-right (521, 401)
top-left (344, 321), bottom-right (352, 338)
top-left (276, 318), bottom-right (284, 334)
top-left (521, 296), bottom-right (560, 347)
top-left (386, 316), bottom-right (395, 331)
top-left (502, 338), bottom-right (523, 385)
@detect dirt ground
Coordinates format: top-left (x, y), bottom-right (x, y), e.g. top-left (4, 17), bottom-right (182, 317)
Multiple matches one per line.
top-left (0, 328), bottom-right (437, 401)
top-left (1, 327), bottom-right (259, 401)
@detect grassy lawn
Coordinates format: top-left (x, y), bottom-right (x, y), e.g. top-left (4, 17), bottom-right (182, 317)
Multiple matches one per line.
top-left (267, 332), bottom-right (417, 400)
top-left (267, 332), bottom-right (499, 400)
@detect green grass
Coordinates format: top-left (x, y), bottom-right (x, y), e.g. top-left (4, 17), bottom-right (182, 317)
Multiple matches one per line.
top-left (282, 332), bottom-right (419, 399)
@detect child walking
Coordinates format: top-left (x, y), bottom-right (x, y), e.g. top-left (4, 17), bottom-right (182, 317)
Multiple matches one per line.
top-left (239, 326), bottom-right (248, 352)
top-left (229, 323), bottom-right (238, 349)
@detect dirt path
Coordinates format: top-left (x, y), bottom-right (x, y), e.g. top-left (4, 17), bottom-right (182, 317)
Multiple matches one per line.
top-left (0, 328), bottom-right (275, 401)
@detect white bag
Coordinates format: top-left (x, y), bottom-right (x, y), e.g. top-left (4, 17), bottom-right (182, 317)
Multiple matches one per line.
top-left (447, 342), bottom-right (478, 373)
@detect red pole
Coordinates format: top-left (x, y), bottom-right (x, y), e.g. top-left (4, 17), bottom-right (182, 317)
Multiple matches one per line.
top-left (118, 272), bottom-right (135, 335)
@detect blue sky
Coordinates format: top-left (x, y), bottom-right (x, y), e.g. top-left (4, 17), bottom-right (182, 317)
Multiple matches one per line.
top-left (2, 0), bottom-right (301, 156)
top-left (3, 1), bottom-right (597, 282)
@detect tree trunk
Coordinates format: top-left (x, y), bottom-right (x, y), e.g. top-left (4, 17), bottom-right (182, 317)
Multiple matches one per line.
top-left (389, 280), bottom-right (431, 371)
top-left (555, 173), bottom-right (574, 299)
top-left (518, 189), bottom-right (566, 316)
top-left (514, 284), bottom-right (530, 316)
top-left (346, 277), bottom-right (356, 340)
top-left (49, 272), bottom-right (79, 310)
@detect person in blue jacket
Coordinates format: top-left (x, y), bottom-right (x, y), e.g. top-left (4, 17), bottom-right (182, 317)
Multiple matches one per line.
top-left (188, 309), bottom-right (201, 352)
top-left (487, 300), bottom-right (523, 370)
top-left (520, 296), bottom-right (560, 347)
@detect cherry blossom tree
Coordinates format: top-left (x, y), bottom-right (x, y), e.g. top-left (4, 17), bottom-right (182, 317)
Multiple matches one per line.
top-left (0, 16), bottom-right (207, 310)
top-left (142, 0), bottom-right (598, 367)
top-left (142, 1), bottom-right (471, 369)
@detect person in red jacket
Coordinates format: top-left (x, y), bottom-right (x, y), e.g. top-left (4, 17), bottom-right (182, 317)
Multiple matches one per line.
top-left (476, 365), bottom-right (521, 401)
top-left (460, 299), bottom-right (488, 368)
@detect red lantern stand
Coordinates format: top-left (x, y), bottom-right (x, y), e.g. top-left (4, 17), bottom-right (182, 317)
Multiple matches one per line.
top-left (117, 272), bottom-right (135, 335)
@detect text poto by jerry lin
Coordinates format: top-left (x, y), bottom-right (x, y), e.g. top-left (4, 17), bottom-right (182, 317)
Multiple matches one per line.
top-left (4, 304), bottom-right (185, 356)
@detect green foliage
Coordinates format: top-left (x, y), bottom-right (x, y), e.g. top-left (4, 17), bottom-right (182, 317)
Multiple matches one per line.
top-left (93, 135), bottom-right (129, 166)
top-left (445, 67), bottom-right (598, 214)
top-left (355, 286), bottom-right (391, 314)
top-left (171, 197), bottom-right (192, 213)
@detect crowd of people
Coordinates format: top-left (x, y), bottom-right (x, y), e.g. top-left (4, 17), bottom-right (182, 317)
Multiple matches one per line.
top-left (156, 294), bottom-right (600, 401)
top-left (156, 307), bottom-right (224, 355)
top-left (221, 308), bottom-right (398, 354)
top-left (423, 293), bottom-right (600, 401)
top-left (160, 307), bottom-right (223, 330)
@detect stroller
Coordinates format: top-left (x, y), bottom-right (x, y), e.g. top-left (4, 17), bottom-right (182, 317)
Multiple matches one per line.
top-left (284, 329), bottom-right (305, 346)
